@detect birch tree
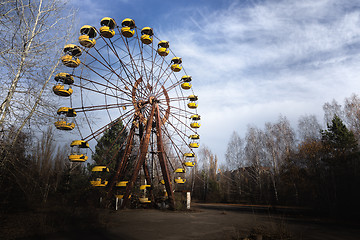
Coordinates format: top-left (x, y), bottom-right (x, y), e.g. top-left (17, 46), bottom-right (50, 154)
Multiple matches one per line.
top-left (297, 114), bottom-right (322, 142)
top-left (0, 0), bottom-right (75, 142)
top-left (344, 94), bottom-right (360, 139)
top-left (244, 126), bottom-right (265, 201)
top-left (225, 131), bottom-right (244, 169)
top-left (263, 116), bottom-right (295, 202)
top-left (323, 99), bottom-right (343, 126)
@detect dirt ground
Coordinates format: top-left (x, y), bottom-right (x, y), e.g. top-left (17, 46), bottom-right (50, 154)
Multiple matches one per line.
top-left (43, 203), bottom-right (360, 240)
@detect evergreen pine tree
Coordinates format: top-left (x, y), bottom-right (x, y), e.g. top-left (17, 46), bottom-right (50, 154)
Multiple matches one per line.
top-left (321, 115), bottom-right (358, 163)
top-left (91, 120), bottom-right (128, 172)
top-left (320, 115), bottom-right (359, 217)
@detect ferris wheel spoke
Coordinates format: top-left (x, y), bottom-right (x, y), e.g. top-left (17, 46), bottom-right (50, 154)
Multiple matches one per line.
top-left (97, 33), bottom-right (139, 84)
top-left (72, 83), bottom-right (130, 102)
top-left (160, 107), bottom-right (197, 135)
top-left (73, 103), bottom-right (133, 113)
top-left (147, 51), bottom-right (161, 95)
top-left (81, 61), bottom-right (133, 95)
top-left (82, 108), bottom-right (135, 142)
top-left (165, 96), bottom-right (188, 102)
top-left (119, 31), bottom-right (142, 78)
top-left (161, 125), bottom-right (186, 163)
top-left (158, 104), bottom-right (196, 136)
top-left (85, 47), bottom-right (132, 89)
top-left (159, 105), bottom-right (188, 119)
top-left (149, 57), bottom-right (168, 94)
top-left (166, 104), bottom-right (198, 116)
top-left (124, 39), bottom-right (153, 98)
top-left (153, 62), bottom-right (172, 95)
top-left (137, 37), bottom-right (150, 87)
top-left (155, 79), bottom-right (183, 99)
top-left (111, 30), bottom-right (141, 82)
top-left (72, 74), bottom-right (131, 98)
top-left (86, 47), bottom-right (136, 90)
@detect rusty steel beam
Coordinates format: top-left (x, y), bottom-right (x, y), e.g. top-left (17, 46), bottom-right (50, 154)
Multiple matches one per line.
top-left (155, 104), bottom-right (175, 210)
top-left (120, 103), bottom-right (156, 209)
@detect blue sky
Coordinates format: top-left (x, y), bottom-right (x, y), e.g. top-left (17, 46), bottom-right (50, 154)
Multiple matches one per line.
top-left (69, 0), bottom-right (360, 163)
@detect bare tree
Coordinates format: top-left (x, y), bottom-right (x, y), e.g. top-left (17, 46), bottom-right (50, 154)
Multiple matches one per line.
top-left (297, 114), bottom-right (322, 142)
top-left (225, 131), bottom-right (244, 170)
top-left (245, 125), bottom-right (265, 201)
top-left (323, 99), bottom-right (343, 126)
top-left (263, 116), bottom-right (295, 202)
top-left (195, 145), bottom-right (219, 201)
top-left (0, 0), bottom-right (75, 141)
top-left (344, 94), bottom-right (360, 139)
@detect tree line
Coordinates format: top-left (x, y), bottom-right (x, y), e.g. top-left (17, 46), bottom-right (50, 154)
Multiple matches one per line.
top-left (191, 94), bottom-right (360, 219)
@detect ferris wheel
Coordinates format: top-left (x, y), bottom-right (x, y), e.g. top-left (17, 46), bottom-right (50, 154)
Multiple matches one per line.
top-left (53, 17), bottom-right (200, 209)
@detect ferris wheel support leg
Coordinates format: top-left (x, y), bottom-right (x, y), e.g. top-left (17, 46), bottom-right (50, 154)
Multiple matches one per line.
top-left (155, 104), bottom-right (175, 210)
top-left (120, 104), bottom-right (156, 209)
top-left (106, 124), bottom-right (136, 199)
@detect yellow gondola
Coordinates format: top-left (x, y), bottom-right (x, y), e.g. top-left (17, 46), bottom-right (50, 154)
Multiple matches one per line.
top-left (54, 120), bottom-right (75, 130)
top-left (55, 72), bottom-right (74, 85)
top-left (92, 166), bottom-right (109, 172)
top-left (188, 95), bottom-right (198, 101)
top-left (90, 166), bottom-right (109, 187)
top-left (189, 134), bottom-right (200, 140)
top-left (139, 197), bottom-right (151, 203)
top-left (63, 44), bottom-right (82, 57)
top-left (171, 57), bottom-right (182, 72)
top-left (79, 25), bottom-right (97, 48)
top-left (100, 17), bottom-right (116, 38)
top-left (140, 184), bottom-right (151, 190)
top-left (71, 140), bottom-right (89, 148)
top-left (116, 181), bottom-right (128, 187)
top-left (190, 114), bottom-right (201, 121)
top-left (121, 18), bottom-right (135, 38)
top-left (141, 27), bottom-right (153, 44)
top-left (53, 84), bottom-right (73, 97)
top-left (181, 76), bottom-right (192, 89)
top-left (54, 107), bottom-right (76, 131)
top-left (190, 122), bottom-right (201, 128)
top-left (184, 161), bottom-right (195, 167)
top-left (184, 153), bottom-right (195, 158)
top-left (68, 154), bottom-right (88, 162)
top-left (62, 44), bottom-right (82, 68)
top-left (187, 102), bottom-right (198, 109)
top-left (57, 107), bottom-right (76, 117)
top-left (90, 178), bottom-right (108, 187)
top-left (157, 40), bottom-right (169, 56)
top-left (181, 83), bottom-right (191, 90)
top-left (69, 140), bottom-right (89, 162)
top-left (188, 94), bottom-right (198, 109)
top-left (61, 55), bottom-right (81, 68)
top-left (189, 142), bottom-right (199, 148)
top-left (174, 177), bottom-right (186, 184)
top-left (182, 75), bottom-right (192, 82)
top-left (174, 168), bottom-right (185, 173)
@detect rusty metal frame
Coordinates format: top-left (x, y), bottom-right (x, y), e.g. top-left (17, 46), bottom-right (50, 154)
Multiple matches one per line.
top-left (120, 103), bottom-right (156, 208)
top-left (111, 102), bottom-right (175, 209)
top-left (154, 104), bottom-right (175, 209)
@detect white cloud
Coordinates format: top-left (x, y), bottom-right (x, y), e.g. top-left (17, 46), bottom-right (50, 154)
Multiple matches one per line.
top-left (159, 0), bottom-right (360, 160)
